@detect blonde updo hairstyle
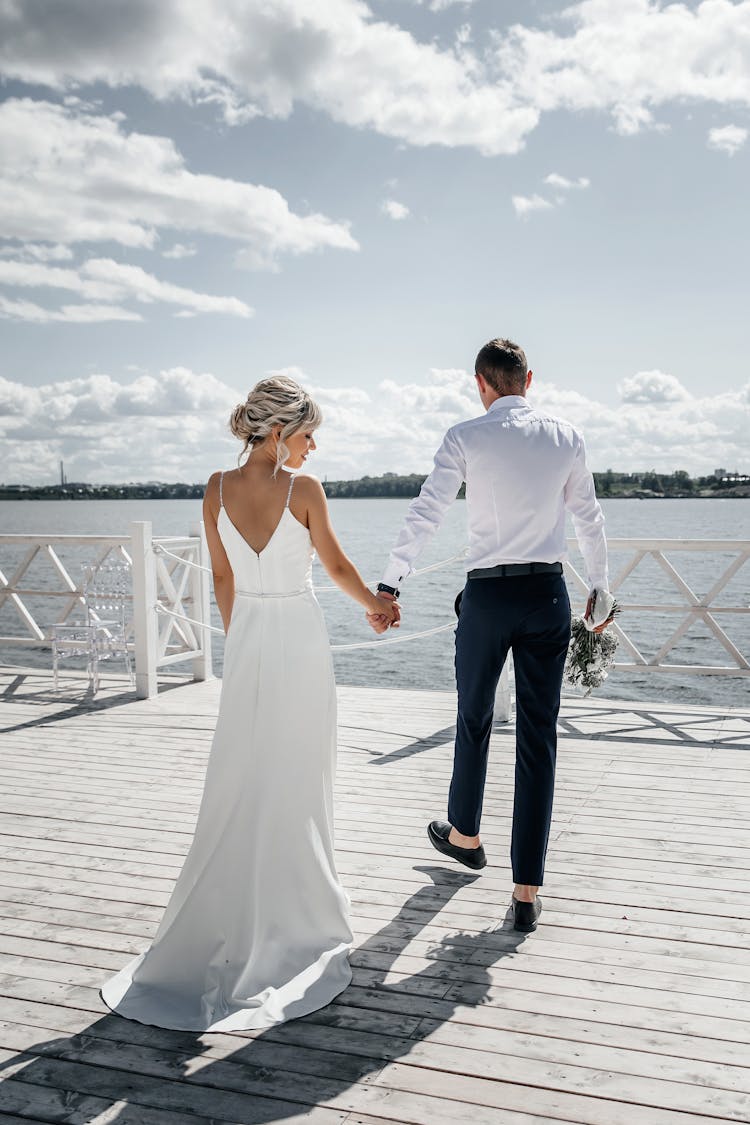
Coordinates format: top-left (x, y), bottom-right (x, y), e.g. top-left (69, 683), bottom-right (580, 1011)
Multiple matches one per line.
top-left (229, 375), bottom-right (323, 476)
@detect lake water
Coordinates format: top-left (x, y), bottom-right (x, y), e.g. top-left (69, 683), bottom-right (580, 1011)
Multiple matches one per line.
top-left (1, 497), bottom-right (748, 708)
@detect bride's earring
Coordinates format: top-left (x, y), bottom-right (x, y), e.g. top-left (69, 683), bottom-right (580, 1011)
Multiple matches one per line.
top-left (272, 428), bottom-right (285, 476)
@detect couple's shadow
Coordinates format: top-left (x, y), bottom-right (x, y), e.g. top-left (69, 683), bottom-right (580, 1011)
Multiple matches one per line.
top-left (0, 865), bottom-right (527, 1122)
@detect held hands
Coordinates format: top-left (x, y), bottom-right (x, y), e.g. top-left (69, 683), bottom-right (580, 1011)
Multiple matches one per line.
top-left (366, 590), bottom-right (401, 635)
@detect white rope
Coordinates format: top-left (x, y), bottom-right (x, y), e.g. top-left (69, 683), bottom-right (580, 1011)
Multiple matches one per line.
top-left (315, 548), bottom-right (468, 592)
top-left (330, 620), bottom-right (455, 651)
top-left (153, 539), bottom-right (467, 652)
top-left (153, 542), bottom-right (468, 588)
top-left (154, 602), bottom-right (455, 651)
top-left (412, 548), bottom-right (469, 576)
top-left (154, 545), bottom-right (207, 570)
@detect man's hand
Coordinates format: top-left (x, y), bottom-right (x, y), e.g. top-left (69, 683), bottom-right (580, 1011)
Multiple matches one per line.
top-left (584, 592), bottom-right (615, 635)
top-left (366, 590), bottom-right (401, 634)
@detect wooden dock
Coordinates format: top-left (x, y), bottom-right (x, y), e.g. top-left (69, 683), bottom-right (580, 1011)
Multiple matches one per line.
top-left (1, 665), bottom-right (749, 1124)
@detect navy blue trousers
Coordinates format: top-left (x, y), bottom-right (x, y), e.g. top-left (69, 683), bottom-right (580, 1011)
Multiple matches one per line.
top-left (447, 573), bottom-right (571, 886)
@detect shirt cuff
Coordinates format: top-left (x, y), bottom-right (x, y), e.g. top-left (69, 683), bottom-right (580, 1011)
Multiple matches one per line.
top-left (380, 563), bottom-right (407, 590)
top-left (588, 576), bottom-right (609, 592)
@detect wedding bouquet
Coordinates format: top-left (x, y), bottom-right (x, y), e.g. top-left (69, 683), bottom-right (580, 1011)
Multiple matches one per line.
top-left (563, 593), bottom-right (620, 696)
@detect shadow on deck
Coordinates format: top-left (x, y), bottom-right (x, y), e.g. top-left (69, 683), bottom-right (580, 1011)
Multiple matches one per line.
top-left (1, 667), bottom-right (749, 1124)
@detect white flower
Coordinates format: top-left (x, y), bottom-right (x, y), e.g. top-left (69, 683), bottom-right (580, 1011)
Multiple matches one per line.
top-left (564, 607), bottom-right (620, 695)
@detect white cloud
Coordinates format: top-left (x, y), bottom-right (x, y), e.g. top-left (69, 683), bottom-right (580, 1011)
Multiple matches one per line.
top-left (0, 261), bottom-right (91, 294)
top-left (544, 172), bottom-right (590, 190)
top-left (492, 0), bottom-right (750, 138)
top-left (0, 242), bottom-right (74, 262)
top-left (162, 243), bottom-right (197, 260)
top-left (0, 295), bottom-right (142, 323)
top-left (422, 0), bottom-right (477, 9)
top-left (619, 370), bottom-right (691, 404)
top-left (707, 124), bottom-right (749, 156)
top-left (514, 171), bottom-right (590, 218)
top-left (528, 370), bottom-right (748, 475)
top-left (3, 365), bottom-right (748, 484)
top-left (0, 256), bottom-right (253, 319)
top-left (113, 368), bottom-right (234, 417)
top-left (0, 2), bottom-right (536, 157)
top-left (611, 102), bottom-right (666, 137)
top-left (0, 99), bottom-right (357, 269)
top-left (397, 0), bottom-right (477, 7)
top-left (83, 260), bottom-right (253, 317)
top-left (512, 193), bottom-right (554, 218)
top-left (381, 199), bottom-right (410, 220)
top-left (2, 1), bottom-right (749, 155)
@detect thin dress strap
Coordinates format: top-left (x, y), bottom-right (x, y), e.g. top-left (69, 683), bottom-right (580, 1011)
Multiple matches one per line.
top-left (285, 472), bottom-right (296, 508)
top-left (219, 471), bottom-right (224, 508)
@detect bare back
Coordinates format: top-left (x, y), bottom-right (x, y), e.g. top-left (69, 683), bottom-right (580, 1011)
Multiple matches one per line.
top-left (202, 459), bottom-right (385, 631)
top-left (216, 464), bottom-right (308, 556)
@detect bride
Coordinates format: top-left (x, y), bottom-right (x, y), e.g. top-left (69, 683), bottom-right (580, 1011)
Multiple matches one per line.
top-left (99, 374), bottom-right (398, 1031)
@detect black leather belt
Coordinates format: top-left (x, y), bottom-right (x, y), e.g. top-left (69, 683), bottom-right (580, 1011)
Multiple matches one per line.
top-left (468, 562), bottom-right (563, 578)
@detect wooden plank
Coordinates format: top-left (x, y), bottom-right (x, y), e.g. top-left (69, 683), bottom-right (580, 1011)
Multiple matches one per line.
top-left (5, 963), bottom-right (750, 1064)
top-left (4, 859), bottom-right (750, 942)
top-left (4, 983), bottom-right (750, 1103)
top-left (0, 1017), bottom-right (377, 1095)
top-left (8, 907), bottom-right (750, 993)
top-left (0, 1050), bottom-right (346, 1125)
top-left (3, 872), bottom-right (750, 956)
top-left (11, 765), bottom-right (750, 819)
top-left (6, 921), bottom-right (750, 1013)
top-left (9, 848), bottom-right (750, 925)
top-left (2, 982), bottom-right (748, 1089)
top-left (2, 674), bottom-right (750, 1124)
top-left (5, 900), bottom-right (750, 998)
top-left (334, 980), bottom-right (750, 1050)
top-left (0, 1077), bottom-right (240, 1124)
top-left (5, 825), bottom-right (750, 885)
top-left (0, 1023), bottom-right (736, 1125)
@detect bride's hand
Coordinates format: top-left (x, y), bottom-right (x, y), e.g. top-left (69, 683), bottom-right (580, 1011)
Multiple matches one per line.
top-left (366, 592), bottom-right (400, 633)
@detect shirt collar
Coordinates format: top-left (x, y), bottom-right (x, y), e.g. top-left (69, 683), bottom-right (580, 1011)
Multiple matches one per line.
top-left (487, 395), bottom-right (530, 414)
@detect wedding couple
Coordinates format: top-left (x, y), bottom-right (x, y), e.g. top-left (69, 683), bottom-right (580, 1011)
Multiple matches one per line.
top-left (100, 337), bottom-right (610, 1033)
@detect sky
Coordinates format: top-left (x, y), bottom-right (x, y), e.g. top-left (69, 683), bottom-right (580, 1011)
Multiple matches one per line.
top-left (0, 0), bottom-right (749, 484)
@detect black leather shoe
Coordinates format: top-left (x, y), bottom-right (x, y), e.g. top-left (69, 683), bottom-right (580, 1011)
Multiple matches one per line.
top-left (427, 820), bottom-right (487, 870)
top-left (512, 895), bottom-right (542, 932)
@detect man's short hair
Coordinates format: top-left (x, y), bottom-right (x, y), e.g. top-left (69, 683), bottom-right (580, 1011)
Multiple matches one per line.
top-left (475, 338), bottom-right (528, 395)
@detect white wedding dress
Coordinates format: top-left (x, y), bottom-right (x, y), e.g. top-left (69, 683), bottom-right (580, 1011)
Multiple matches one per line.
top-left (100, 471), bottom-right (353, 1031)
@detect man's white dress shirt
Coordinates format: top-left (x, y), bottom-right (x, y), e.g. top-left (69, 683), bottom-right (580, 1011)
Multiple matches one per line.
top-left (381, 395), bottom-right (608, 593)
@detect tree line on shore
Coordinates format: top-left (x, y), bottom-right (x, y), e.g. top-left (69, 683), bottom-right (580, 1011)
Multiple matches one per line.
top-left (1, 469), bottom-right (747, 501)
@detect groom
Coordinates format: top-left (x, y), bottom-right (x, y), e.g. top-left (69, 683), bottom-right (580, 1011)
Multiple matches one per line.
top-left (371, 338), bottom-right (610, 932)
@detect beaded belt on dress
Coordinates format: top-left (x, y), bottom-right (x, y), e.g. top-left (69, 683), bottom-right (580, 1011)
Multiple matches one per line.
top-left (235, 588), bottom-right (310, 599)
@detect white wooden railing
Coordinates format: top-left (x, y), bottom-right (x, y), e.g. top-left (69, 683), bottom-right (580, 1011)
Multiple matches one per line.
top-left (563, 538), bottom-right (749, 676)
top-left (0, 521), bottom-right (212, 698)
top-left (1, 530), bottom-right (748, 698)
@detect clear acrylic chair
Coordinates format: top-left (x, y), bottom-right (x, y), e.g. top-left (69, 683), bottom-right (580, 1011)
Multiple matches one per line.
top-left (50, 562), bottom-right (134, 694)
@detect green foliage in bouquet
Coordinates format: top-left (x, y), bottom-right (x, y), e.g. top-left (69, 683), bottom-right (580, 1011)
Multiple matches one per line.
top-left (563, 602), bottom-right (621, 696)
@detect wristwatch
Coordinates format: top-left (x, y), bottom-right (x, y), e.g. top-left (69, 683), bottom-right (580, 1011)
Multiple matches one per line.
top-left (376, 582), bottom-right (400, 599)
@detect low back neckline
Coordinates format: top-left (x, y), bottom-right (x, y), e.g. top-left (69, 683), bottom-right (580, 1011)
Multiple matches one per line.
top-left (218, 470), bottom-right (306, 559)
top-left (220, 505), bottom-right (308, 559)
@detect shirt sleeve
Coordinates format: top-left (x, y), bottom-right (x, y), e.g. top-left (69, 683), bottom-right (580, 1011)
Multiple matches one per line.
top-left (563, 433), bottom-right (609, 590)
top-left (381, 427), bottom-right (466, 590)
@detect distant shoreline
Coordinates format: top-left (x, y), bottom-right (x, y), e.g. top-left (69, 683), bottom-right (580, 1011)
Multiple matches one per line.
top-left (1, 470), bottom-right (749, 502)
top-left (2, 487), bottom-right (748, 501)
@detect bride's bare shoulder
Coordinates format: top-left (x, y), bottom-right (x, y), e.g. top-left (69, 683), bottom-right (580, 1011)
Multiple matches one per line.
top-left (203, 470), bottom-right (225, 499)
top-left (293, 473), bottom-right (326, 502)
